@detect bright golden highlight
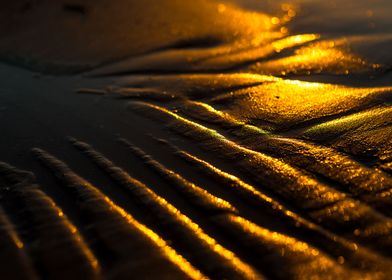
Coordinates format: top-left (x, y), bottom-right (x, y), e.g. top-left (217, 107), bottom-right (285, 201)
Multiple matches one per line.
top-left (211, 78), bottom-right (392, 127)
top-left (32, 148), bottom-right (206, 280)
top-left (1, 0), bottom-right (392, 278)
top-left (104, 197), bottom-right (207, 280)
top-left (71, 139), bottom-right (264, 279)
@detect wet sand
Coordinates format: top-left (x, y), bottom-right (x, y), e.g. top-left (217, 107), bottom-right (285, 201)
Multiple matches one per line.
top-left (0, 0), bottom-right (392, 279)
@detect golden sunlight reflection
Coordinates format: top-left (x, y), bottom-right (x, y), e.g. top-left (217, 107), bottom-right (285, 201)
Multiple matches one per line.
top-left (213, 2), bottom-right (383, 77)
top-left (86, 0), bottom-right (383, 77)
top-left (271, 34), bottom-right (320, 52)
top-left (1, 213), bottom-right (24, 249)
top-left (303, 106), bottom-right (392, 136)
top-left (250, 39), bottom-right (375, 75)
top-left (213, 1), bottom-right (380, 77)
top-left (211, 77), bottom-right (392, 127)
top-left (228, 215), bottom-right (319, 255)
top-left (71, 139), bottom-right (263, 279)
top-left (2, 0), bottom-right (392, 279)
top-left (107, 199), bottom-right (206, 280)
top-left (223, 215), bottom-right (359, 278)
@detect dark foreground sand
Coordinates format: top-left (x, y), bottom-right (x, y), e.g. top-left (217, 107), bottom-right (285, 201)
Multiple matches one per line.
top-left (0, 0), bottom-right (392, 279)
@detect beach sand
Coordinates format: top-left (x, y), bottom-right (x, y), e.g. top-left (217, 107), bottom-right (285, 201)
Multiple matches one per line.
top-left (0, 0), bottom-right (392, 279)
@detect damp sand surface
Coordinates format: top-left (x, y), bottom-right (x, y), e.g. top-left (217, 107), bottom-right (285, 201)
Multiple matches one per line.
top-left (0, 0), bottom-right (392, 279)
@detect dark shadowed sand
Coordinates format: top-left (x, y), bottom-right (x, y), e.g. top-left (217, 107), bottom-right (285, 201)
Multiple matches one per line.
top-left (0, 0), bottom-right (392, 279)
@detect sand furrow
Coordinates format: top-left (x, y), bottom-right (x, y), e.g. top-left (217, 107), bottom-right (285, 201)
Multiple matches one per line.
top-left (0, 162), bottom-right (100, 280)
top-left (119, 140), bottom-right (236, 215)
top-left (0, 207), bottom-right (38, 280)
top-left (32, 148), bottom-right (204, 280)
top-left (71, 139), bottom-right (263, 280)
top-left (127, 101), bottom-right (346, 209)
top-left (179, 101), bottom-right (392, 215)
top-left (110, 140), bottom-right (391, 279)
top-left (126, 101), bottom-right (392, 253)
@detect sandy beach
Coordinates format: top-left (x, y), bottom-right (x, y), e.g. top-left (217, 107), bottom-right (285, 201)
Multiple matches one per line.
top-left (0, 0), bottom-right (392, 279)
